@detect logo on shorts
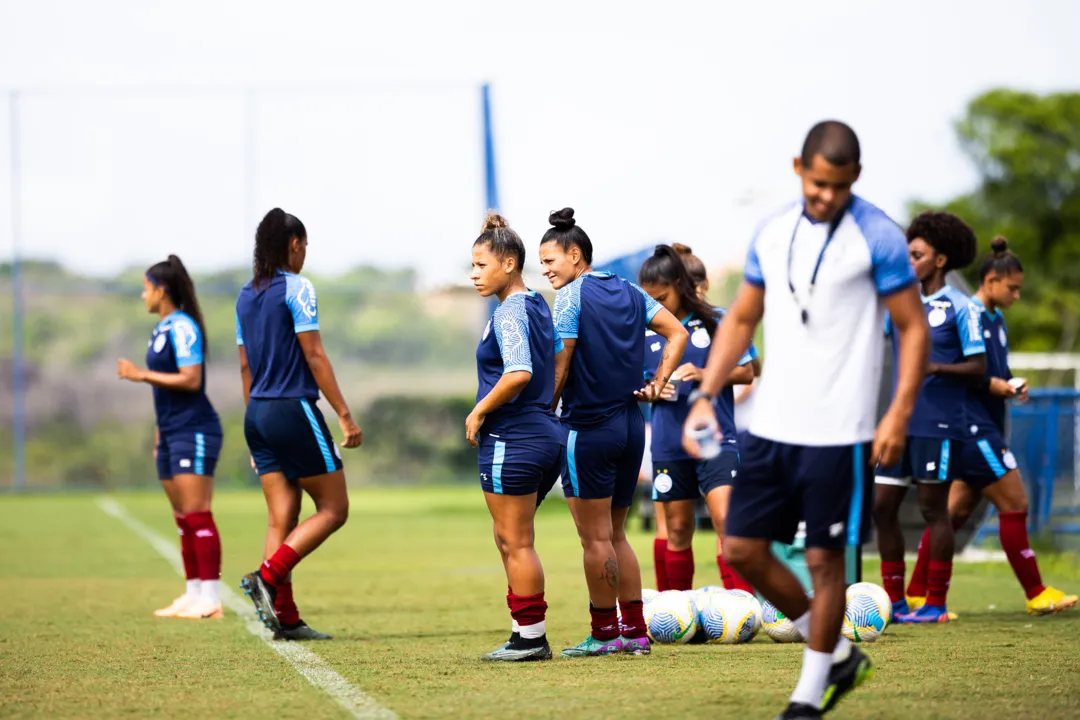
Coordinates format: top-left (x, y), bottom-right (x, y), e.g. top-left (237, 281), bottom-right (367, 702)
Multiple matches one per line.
top-left (731, 469), bottom-right (737, 478)
top-left (480, 472), bottom-right (489, 483)
top-left (179, 459), bottom-right (192, 468)
top-left (653, 472), bottom-right (673, 494)
top-left (829, 522), bottom-right (844, 538)
top-left (1003, 450), bottom-right (1017, 470)
top-left (650, 341), bottom-right (661, 353)
top-left (970, 424), bottom-right (979, 436)
top-left (153, 333), bottom-right (168, 353)
top-left (691, 328), bottom-right (711, 349)
top-left (926, 461), bottom-right (937, 473)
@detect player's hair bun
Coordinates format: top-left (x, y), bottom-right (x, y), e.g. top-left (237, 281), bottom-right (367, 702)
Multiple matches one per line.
top-left (548, 207), bottom-right (576, 231)
top-left (990, 235), bottom-right (1009, 255)
top-left (671, 242), bottom-right (694, 256)
top-left (481, 212), bottom-right (509, 233)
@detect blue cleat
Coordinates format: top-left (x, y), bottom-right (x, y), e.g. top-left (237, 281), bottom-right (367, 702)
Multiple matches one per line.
top-left (896, 603), bottom-right (950, 624)
top-left (891, 598), bottom-right (911, 617)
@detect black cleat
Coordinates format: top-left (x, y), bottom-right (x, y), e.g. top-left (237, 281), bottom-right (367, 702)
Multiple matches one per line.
top-left (776, 702), bottom-right (823, 719)
top-left (821, 644), bottom-right (875, 713)
top-left (481, 634), bottom-right (552, 662)
top-left (240, 570), bottom-right (281, 633)
top-left (274, 620), bottom-right (333, 641)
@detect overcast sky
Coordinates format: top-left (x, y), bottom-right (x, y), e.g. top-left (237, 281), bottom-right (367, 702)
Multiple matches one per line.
top-left (2, 0), bottom-right (1079, 287)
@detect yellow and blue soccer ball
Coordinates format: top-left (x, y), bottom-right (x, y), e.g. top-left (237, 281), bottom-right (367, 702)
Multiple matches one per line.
top-left (842, 582), bottom-right (891, 642)
top-left (645, 590), bottom-right (699, 644)
top-left (642, 588), bottom-right (660, 604)
top-left (699, 591), bottom-right (762, 644)
top-left (761, 599), bottom-right (804, 643)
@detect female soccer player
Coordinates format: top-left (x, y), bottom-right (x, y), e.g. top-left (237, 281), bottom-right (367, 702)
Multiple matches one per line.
top-left (874, 211), bottom-right (985, 624)
top-left (540, 208), bottom-right (688, 657)
top-left (117, 255), bottom-right (224, 620)
top-left (237, 208), bottom-right (362, 641)
top-left (640, 245), bottom-right (757, 594)
top-left (904, 237), bottom-right (1077, 615)
top-left (466, 212), bottom-right (564, 662)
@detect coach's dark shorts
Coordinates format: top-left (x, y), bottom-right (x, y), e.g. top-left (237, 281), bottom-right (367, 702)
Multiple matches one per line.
top-left (245, 398), bottom-right (343, 482)
top-left (562, 404), bottom-right (646, 508)
top-left (875, 436), bottom-right (959, 486)
top-left (652, 452), bottom-right (739, 502)
top-left (726, 434), bottom-right (873, 550)
top-left (157, 429), bottom-right (222, 480)
top-left (958, 431), bottom-right (1016, 489)
top-left (478, 433), bottom-right (562, 499)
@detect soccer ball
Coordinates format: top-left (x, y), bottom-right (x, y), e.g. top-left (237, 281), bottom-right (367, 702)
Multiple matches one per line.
top-left (642, 588), bottom-right (660, 604)
top-left (699, 591), bottom-right (762, 644)
top-left (645, 590), bottom-right (699, 644)
top-left (724, 588), bottom-right (756, 601)
top-left (842, 582), bottom-right (891, 642)
top-left (761, 600), bottom-right (804, 643)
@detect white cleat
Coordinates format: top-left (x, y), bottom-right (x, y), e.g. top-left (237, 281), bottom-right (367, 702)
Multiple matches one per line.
top-left (176, 596), bottom-right (225, 619)
top-left (154, 594), bottom-right (198, 618)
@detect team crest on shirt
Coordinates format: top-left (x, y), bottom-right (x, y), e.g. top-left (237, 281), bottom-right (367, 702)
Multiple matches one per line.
top-left (927, 307), bottom-right (947, 328)
top-left (653, 472), bottom-right (673, 494)
top-left (153, 333), bottom-right (167, 353)
top-left (691, 327), bottom-right (711, 349)
top-left (1003, 450), bottom-right (1017, 470)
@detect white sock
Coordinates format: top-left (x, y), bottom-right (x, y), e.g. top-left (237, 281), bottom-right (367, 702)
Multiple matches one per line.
top-left (512, 619), bottom-right (521, 634)
top-left (794, 611), bottom-right (812, 641)
top-left (201, 580), bottom-right (221, 604)
top-left (519, 621), bottom-right (546, 640)
top-left (791, 648), bottom-right (833, 708)
top-left (185, 579), bottom-right (202, 598)
top-left (794, 610), bottom-right (852, 662)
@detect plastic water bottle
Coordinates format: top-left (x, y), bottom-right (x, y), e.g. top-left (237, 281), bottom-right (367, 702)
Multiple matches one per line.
top-left (688, 423), bottom-right (721, 460)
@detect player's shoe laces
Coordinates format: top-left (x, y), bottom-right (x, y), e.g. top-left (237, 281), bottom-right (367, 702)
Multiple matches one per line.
top-left (620, 637), bottom-right (650, 655)
top-left (176, 596), bottom-right (224, 619)
top-left (775, 702), bottom-right (822, 719)
top-left (820, 644), bottom-right (874, 713)
top-left (1026, 587), bottom-right (1079, 616)
top-left (481, 635), bottom-right (552, 662)
top-left (240, 570), bottom-right (281, 633)
top-left (560, 635), bottom-right (625, 657)
top-left (153, 593), bottom-right (197, 618)
top-left (897, 603), bottom-right (950, 624)
top-left (272, 621), bottom-right (333, 641)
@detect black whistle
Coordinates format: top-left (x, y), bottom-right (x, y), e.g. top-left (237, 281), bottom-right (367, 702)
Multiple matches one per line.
top-left (801, 309), bottom-right (809, 325)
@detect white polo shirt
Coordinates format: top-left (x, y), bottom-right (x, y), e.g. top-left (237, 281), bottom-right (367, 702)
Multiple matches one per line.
top-left (745, 195), bottom-right (916, 446)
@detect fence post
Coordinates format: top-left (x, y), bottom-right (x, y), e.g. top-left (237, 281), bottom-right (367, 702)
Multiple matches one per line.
top-left (9, 90), bottom-right (26, 490)
top-left (1036, 396), bottom-right (1060, 534)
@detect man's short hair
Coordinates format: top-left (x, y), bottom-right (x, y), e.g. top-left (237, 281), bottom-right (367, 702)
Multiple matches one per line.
top-left (801, 120), bottom-right (861, 167)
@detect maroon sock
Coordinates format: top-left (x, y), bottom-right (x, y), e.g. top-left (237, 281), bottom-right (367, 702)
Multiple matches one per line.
top-left (619, 600), bottom-right (646, 639)
top-left (509, 592), bottom-right (547, 631)
top-left (184, 510), bottom-right (221, 582)
top-left (926, 561), bottom-right (953, 607)
top-left (718, 554), bottom-right (754, 593)
top-left (275, 580), bottom-right (301, 625)
top-left (881, 560), bottom-right (906, 603)
top-left (653, 538), bottom-right (670, 591)
top-left (590, 604), bottom-right (620, 641)
top-left (174, 514), bottom-right (199, 582)
top-left (999, 511), bottom-right (1045, 599)
top-left (906, 528), bottom-right (931, 598)
top-left (665, 547), bottom-right (694, 591)
top-left (261, 544), bottom-right (301, 586)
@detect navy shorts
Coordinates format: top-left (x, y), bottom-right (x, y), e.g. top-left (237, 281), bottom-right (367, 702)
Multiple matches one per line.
top-left (652, 452), bottom-right (739, 502)
top-left (959, 432), bottom-right (1016, 489)
top-left (563, 404), bottom-right (646, 508)
top-left (156, 430), bottom-right (222, 480)
top-left (726, 434), bottom-right (873, 550)
top-left (478, 434), bottom-right (562, 499)
top-left (245, 398), bottom-right (344, 482)
top-left (875, 436), bottom-right (959, 486)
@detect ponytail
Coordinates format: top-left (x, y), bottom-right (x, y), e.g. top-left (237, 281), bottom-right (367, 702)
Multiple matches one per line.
top-left (254, 208), bottom-right (307, 289)
top-left (146, 255), bottom-right (207, 359)
top-left (638, 244), bottom-right (718, 336)
top-left (978, 235), bottom-right (1024, 281)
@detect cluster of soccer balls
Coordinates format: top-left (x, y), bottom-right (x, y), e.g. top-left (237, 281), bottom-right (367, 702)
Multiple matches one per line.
top-left (641, 581), bottom-right (892, 645)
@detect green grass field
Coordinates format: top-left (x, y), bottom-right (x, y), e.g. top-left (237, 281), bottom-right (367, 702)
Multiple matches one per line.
top-left (2, 488), bottom-right (1080, 719)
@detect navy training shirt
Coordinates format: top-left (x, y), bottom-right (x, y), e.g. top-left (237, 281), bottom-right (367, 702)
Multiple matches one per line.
top-left (887, 284), bottom-right (985, 439)
top-left (146, 310), bottom-right (220, 435)
top-left (645, 309), bottom-right (757, 461)
top-left (475, 290), bottom-right (564, 442)
top-left (966, 295), bottom-right (1012, 435)
top-left (235, 271), bottom-right (321, 400)
top-left (554, 272), bottom-right (661, 427)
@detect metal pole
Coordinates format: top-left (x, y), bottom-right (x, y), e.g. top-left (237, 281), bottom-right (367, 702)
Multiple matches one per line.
top-left (481, 83), bottom-right (499, 212)
top-left (10, 91), bottom-right (26, 489)
top-left (244, 88), bottom-right (256, 242)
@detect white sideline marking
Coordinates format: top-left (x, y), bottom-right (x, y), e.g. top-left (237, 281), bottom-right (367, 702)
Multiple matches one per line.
top-left (96, 497), bottom-right (396, 720)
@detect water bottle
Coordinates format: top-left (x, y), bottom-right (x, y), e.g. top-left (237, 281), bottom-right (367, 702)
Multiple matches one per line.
top-left (688, 423), bottom-right (721, 460)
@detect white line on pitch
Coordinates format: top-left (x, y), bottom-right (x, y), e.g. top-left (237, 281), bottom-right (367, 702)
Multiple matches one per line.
top-left (96, 497), bottom-right (396, 720)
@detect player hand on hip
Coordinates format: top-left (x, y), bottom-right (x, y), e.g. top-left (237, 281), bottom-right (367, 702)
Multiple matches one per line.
top-left (338, 412), bottom-right (363, 448)
top-left (872, 408), bottom-right (908, 468)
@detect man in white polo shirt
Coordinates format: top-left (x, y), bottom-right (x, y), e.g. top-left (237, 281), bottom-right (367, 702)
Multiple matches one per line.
top-left (684, 121), bottom-right (929, 720)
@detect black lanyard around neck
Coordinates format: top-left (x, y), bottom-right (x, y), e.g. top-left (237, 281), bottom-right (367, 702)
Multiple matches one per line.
top-left (787, 205), bottom-right (848, 325)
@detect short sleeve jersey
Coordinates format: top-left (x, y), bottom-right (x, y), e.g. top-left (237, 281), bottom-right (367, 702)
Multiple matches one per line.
top-left (644, 308), bottom-right (757, 462)
top-left (146, 310), bottom-right (220, 434)
top-left (554, 272), bottom-right (661, 427)
top-left (887, 285), bottom-right (986, 438)
top-left (235, 271), bottom-right (321, 400)
top-left (743, 195), bottom-right (917, 446)
top-left (966, 295), bottom-right (1011, 435)
top-left (475, 291), bottom-right (564, 441)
